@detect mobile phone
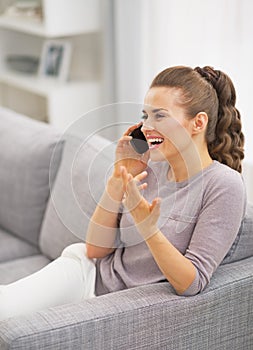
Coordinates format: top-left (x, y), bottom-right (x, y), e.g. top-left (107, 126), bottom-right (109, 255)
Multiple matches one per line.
top-left (129, 125), bottom-right (149, 154)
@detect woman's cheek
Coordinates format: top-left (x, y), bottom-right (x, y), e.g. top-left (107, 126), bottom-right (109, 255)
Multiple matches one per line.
top-left (160, 120), bottom-right (192, 152)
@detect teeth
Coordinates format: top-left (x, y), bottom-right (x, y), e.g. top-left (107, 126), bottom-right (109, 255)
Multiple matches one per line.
top-left (148, 138), bottom-right (164, 143)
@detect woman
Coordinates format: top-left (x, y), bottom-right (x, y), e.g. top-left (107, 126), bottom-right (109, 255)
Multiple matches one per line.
top-left (0, 66), bottom-right (246, 319)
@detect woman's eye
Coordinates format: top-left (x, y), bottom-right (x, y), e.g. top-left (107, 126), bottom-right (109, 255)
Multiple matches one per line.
top-left (141, 114), bottom-right (148, 120)
top-left (155, 114), bottom-right (166, 119)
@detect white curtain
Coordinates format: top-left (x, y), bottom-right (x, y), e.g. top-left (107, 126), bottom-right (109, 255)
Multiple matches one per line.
top-left (110, 0), bottom-right (253, 201)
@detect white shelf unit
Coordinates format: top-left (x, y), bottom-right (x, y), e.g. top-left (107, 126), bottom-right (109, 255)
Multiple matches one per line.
top-left (0, 0), bottom-right (99, 37)
top-left (0, 0), bottom-right (101, 131)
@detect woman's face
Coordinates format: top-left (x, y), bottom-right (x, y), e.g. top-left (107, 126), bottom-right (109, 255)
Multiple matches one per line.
top-left (141, 87), bottom-right (195, 162)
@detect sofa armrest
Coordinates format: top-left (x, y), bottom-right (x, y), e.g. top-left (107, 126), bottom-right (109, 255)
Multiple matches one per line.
top-left (0, 257), bottom-right (253, 350)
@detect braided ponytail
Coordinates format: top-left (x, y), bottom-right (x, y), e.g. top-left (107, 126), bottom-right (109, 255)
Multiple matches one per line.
top-left (194, 66), bottom-right (244, 173)
top-left (150, 66), bottom-right (244, 173)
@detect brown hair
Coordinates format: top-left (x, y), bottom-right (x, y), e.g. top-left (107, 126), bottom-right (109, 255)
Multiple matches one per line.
top-left (150, 66), bottom-right (244, 173)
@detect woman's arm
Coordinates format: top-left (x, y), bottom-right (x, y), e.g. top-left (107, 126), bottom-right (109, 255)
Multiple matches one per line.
top-left (86, 127), bottom-right (149, 259)
top-left (86, 169), bottom-right (149, 259)
top-left (86, 175), bottom-right (124, 259)
top-left (145, 230), bottom-right (196, 294)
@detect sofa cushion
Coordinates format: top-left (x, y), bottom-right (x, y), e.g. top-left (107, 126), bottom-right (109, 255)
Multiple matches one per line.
top-left (0, 255), bottom-right (50, 284)
top-left (39, 133), bottom-right (114, 259)
top-left (0, 108), bottom-right (64, 246)
top-left (0, 228), bottom-right (39, 263)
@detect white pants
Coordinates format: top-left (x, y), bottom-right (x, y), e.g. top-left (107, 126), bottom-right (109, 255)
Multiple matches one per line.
top-left (0, 243), bottom-right (96, 321)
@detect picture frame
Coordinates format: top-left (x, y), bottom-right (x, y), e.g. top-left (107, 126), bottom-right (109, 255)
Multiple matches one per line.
top-left (38, 40), bottom-right (72, 82)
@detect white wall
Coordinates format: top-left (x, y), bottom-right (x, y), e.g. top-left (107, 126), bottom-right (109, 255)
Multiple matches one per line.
top-left (243, 162), bottom-right (253, 205)
top-left (112, 0), bottom-right (253, 202)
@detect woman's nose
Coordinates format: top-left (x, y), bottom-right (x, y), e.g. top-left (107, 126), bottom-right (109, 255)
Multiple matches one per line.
top-left (141, 120), bottom-right (155, 132)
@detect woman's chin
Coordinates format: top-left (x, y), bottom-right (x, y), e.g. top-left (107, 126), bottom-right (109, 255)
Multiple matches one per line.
top-left (149, 149), bottom-right (167, 162)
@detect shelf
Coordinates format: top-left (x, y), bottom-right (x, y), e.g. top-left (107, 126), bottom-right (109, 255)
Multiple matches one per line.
top-left (0, 15), bottom-right (98, 37)
top-left (0, 0), bottom-right (101, 131)
top-left (0, 68), bottom-right (101, 130)
top-left (0, 16), bottom-right (45, 37)
top-left (0, 0), bottom-right (100, 37)
top-left (0, 69), bottom-right (96, 97)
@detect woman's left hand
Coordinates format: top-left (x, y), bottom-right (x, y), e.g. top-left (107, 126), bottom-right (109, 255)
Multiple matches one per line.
top-left (120, 166), bottom-right (161, 240)
top-left (120, 166), bottom-right (196, 295)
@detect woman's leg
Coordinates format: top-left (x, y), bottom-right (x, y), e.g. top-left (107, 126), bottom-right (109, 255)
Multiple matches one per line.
top-left (0, 243), bottom-right (96, 321)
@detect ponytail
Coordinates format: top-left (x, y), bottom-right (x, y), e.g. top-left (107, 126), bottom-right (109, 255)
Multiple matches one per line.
top-left (194, 67), bottom-right (244, 173)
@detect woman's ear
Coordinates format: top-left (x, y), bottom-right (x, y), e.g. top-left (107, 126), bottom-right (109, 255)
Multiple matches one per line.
top-left (192, 112), bottom-right (208, 134)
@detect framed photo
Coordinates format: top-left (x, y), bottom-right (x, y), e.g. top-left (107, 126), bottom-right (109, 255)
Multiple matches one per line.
top-left (38, 40), bottom-right (72, 81)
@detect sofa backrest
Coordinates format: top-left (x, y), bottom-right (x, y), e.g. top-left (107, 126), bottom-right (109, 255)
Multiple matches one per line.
top-left (0, 108), bottom-right (63, 246)
top-left (39, 132), bottom-right (115, 259)
top-left (223, 203), bottom-right (253, 264)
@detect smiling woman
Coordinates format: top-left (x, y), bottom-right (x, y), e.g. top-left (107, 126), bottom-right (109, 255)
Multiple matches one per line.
top-left (88, 65), bottom-right (246, 296)
top-left (0, 65), bottom-right (248, 320)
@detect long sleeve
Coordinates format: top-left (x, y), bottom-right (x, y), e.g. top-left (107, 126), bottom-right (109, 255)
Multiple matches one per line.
top-left (182, 168), bottom-right (246, 296)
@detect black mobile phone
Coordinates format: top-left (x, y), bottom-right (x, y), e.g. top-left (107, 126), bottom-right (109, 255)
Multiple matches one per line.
top-left (129, 125), bottom-right (149, 154)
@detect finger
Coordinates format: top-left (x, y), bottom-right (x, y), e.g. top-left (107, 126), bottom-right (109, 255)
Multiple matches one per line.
top-left (123, 122), bottom-right (143, 136)
top-left (120, 166), bottom-right (128, 189)
top-left (120, 166), bottom-right (133, 192)
top-left (120, 166), bottom-right (133, 181)
top-left (150, 197), bottom-right (161, 213)
top-left (120, 165), bottom-right (131, 182)
top-left (119, 135), bottom-right (132, 142)
top-left (126, 176), bottom-right (143, 200)
top-left (138, 182), bottom-right (147, 191)
top-left (134, 170), bottom-right (148, 182)
top-left (120, 167), bottom-right (143, 205)
top-left (123, 187), bottom-right (144, 212)
top-left (117, 136), bottom-right (132, 149)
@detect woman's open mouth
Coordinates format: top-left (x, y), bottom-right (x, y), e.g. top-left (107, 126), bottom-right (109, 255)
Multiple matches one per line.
top-left (147, 137), bottom-right (164, 150)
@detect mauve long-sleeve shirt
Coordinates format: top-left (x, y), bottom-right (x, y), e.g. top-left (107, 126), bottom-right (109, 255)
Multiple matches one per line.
top-left (95, 160), bottom-right (246, 296)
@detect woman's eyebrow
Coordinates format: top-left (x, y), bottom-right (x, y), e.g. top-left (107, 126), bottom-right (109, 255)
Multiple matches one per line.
top-left (142, 108), bottom-right (168, 114)
top-left (152, 108), bottom-right (168, 113)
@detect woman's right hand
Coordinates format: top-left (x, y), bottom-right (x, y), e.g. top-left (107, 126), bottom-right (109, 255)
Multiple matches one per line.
top-left (113, 123), bottom-right (150, 178)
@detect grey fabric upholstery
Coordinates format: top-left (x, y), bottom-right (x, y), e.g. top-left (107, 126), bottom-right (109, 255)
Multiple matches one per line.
top-left (0, 107), bottom-right (64, 246)
top-left (0, 256), bottom-right (252, 350)
top-left (0, 255), bottom-right (50, 284)
top-left (0, 228), bottom-right (39, 263)
top-left (39, 133), bottom-right (114, 260)
top-left (223, 203), bottom-right (253, 263)
top-left (0, 109), bottom-right (252, 349)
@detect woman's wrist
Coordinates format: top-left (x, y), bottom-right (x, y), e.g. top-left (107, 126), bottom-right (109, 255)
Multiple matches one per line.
top-left (136, 222), bottom-right (160, 241)
top-left (106, 175), bottom-right (125, 202)
top-left (94, 176), bottom-right (123, 216)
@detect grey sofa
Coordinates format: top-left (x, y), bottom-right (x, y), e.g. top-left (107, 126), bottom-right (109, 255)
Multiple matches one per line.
top-left (0, 107), bottom-right (252, 350)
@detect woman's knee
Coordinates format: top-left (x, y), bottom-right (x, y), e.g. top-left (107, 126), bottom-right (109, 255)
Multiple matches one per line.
top-left (61, 243), bottom-right (87, 261)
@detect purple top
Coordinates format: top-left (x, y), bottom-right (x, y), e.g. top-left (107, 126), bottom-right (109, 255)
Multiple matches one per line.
top-left (95, 160), bottom-right (246, 296)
